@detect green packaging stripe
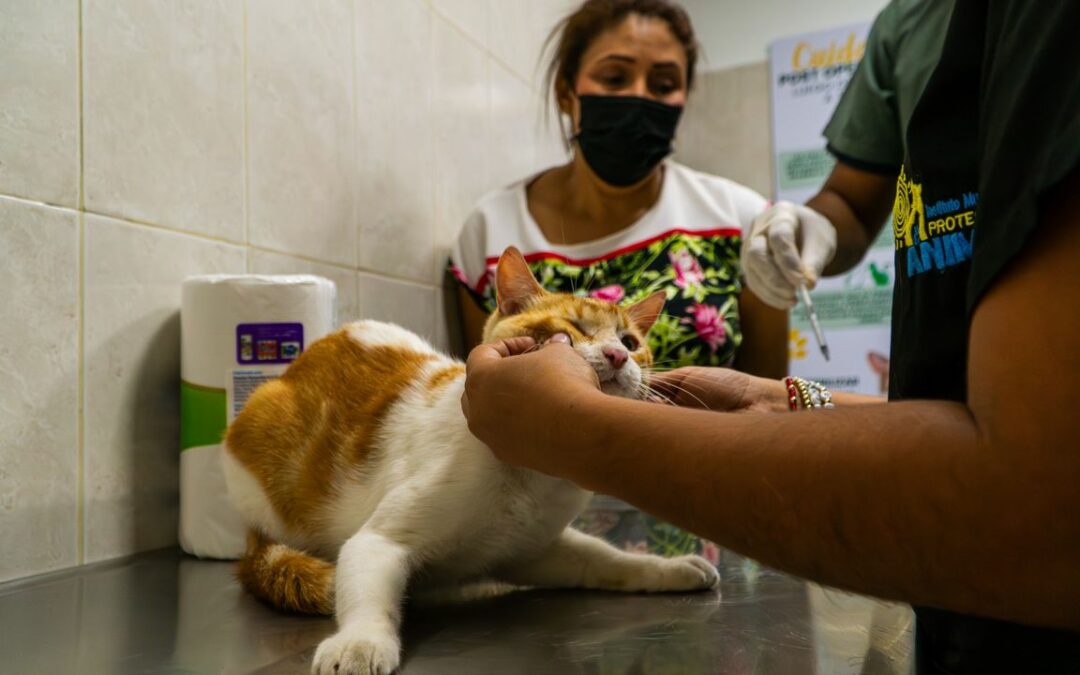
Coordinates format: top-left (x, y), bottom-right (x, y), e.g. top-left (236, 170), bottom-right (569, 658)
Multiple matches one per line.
top-left (180, 380), bottom-right (227, 451)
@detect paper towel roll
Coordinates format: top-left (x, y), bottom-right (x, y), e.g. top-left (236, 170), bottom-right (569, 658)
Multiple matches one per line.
top-left (180, 274), bottom-right (336, 558)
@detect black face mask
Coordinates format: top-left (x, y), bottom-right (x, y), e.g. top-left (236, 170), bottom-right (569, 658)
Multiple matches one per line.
top-left (574, 94), bottom-right (683, 187)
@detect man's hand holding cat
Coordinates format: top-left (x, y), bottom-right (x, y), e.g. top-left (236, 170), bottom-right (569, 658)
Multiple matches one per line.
top-left (462, 333), bottom-right (602, 474)
top-left (648, 367), bottom-right (790, 414)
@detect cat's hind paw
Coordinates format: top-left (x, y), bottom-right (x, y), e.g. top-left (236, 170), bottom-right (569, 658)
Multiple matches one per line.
top-left (312, 629), bottom-right (400, 675)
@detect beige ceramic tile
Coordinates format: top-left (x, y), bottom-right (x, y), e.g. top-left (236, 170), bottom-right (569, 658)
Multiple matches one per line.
top-left (83, 0), bottom-right (245, 240)
top-left (355, 0), bottom-right (437, 282)
top-left (432, 18), bottom-right (490, 281)
top-left (488, 61), bottom-right (541, 189)
top-left (0, 0), bottom-right (79, 207)
top-left (0, 197), bottom-right (79, 581)
top-left (430, 0), bottom-right (489, 50)
top-left (356, 273), bottom-right (439, 346)
top-left (490, 0), bottom-right (576, 88)
top-left (83, 214), bottom-right (245, 563)
top-left (674, 62), bottom-right (773, 197)
top-left (247, 0), bottom-right (356, 266)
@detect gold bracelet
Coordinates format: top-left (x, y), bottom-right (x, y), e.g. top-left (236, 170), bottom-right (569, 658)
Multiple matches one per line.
top-left (790, 377), bottom-right (835, 410)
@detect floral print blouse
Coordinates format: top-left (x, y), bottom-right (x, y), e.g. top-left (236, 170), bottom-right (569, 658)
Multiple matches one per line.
top-left (477, 233), bottom-right (747, 369)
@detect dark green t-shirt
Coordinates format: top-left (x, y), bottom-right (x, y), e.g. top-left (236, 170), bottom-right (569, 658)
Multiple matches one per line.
top-left (839, 0), bottom-right (1080, 672)
top-left (823, 0), bottom-right (953, 173)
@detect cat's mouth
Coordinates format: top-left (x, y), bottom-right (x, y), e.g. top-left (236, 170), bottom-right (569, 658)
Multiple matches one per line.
top-left (595, 369), bottom-right (621, 386)
top-left (596, 371), bottom-right (642, 399)
top-left (600, 380), bottom-right (639, 399)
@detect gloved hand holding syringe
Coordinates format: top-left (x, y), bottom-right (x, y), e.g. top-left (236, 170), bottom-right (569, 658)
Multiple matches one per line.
top-left (741, 201), bottom-right (838, 361)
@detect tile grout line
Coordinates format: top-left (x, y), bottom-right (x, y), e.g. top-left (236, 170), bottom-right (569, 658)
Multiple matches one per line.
top-left (356, 269), bottom-right (441, 291)
top-left (76, 206), bottom-right (247, 246)
top-left (76, 212), bottom-right (86, 566)
top-left (424, 0), bottom-right (535, 92)
top-left (350, 0), bottom-right (362, 283)
top-left (242, 0), bottom-right (252, 273)
top-left (0, 196), bottom-right (435, 286)
top-left (76, 0), bottom-right (86, 567)
top-left (77, 0), bottom-right (86, 213)
top-left (0, 191), bottom-right (81, 212)
top-left (426, 0), bottom-right (439, 308)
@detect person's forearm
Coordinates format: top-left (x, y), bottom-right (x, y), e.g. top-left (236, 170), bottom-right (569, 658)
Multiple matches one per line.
top-left (806, 163), bottom-right (896, 276)
top-left (566, 393), bottom-right (1078, 630)
top-left (808, 189), bottom-right (874, 275)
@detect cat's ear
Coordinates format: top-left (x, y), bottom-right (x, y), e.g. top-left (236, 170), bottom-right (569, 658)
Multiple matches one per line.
top-left (495, 246), bottom-right (545, 315)
top-left (625, 290), bottom-right (666, 334)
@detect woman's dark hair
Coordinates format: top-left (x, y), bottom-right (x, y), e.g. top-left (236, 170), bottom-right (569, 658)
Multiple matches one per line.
top-left (544, 0), bottom-right (699, 121)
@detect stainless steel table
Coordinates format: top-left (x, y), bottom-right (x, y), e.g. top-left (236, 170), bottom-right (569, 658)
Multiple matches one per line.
top-left (0, 548), bottom-right (913, 674)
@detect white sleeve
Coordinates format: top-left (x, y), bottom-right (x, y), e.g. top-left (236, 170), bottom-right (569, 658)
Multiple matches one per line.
top-left (728, 181), bottom-right (769, 234)
top-left (448, 207), bottom-right (489, 291)
top-left (678, 164), bottom-right (769, 234)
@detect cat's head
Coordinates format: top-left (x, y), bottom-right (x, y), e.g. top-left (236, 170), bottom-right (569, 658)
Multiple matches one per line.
top-left (482, 247), bottom-right (665, 400)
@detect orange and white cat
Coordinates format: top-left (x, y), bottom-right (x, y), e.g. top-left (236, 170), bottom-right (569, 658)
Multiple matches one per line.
top-left (222, 247), bottom-right (718, 675)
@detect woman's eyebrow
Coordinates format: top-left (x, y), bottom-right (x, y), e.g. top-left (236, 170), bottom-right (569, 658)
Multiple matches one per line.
top-left (596, 54), bottom-right (636, 65)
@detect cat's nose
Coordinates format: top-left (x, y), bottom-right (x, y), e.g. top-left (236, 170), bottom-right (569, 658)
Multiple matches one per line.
top-left (602, 346), bottom-right (628, 369)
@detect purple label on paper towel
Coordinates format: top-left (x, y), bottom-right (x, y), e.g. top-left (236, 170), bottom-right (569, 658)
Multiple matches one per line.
top-left (236, 323), bottom-right (304, 365)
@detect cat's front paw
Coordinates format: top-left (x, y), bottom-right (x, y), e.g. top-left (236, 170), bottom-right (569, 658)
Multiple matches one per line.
top-left (651, 555), bottom-right (720, 592)
top-left (312, 629), bottom-right (400, 675)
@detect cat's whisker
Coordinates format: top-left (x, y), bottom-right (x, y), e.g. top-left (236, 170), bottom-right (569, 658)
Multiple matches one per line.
top-left (648, 381), bottom-right (711, 410)
top-left (639, 381), bottom-right (674, 401)
top-left (637, 379), bottom-right (677, 402)
top-left (644, 359), bottom-right (688, 369)
top-left (650, 370), bottom-right (741, 386)
top-left (646, 373), bottom-right (733, 395)
top-left (638, 384), bottom-right (675, 406)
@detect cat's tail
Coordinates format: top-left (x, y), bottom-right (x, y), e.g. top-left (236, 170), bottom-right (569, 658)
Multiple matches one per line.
top-left (236, 529), bottom-right (336, 616)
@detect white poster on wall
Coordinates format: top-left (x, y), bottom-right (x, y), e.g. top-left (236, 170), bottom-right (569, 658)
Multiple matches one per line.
top-left (769, 22), bottom-right (894, 397)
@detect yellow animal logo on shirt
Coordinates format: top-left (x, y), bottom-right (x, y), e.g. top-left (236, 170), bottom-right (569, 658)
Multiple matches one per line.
top-left (893, 166), bottom-right (927, 249)
top-left (893, 167), bottom-right (978, 278)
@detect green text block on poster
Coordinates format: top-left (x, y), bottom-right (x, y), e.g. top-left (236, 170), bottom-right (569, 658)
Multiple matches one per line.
top-left (778, 149), bottom-right (836, 192)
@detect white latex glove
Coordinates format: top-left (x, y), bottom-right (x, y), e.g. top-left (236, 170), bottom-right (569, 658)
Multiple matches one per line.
top-left (742, 201), bottom-right (837, 309)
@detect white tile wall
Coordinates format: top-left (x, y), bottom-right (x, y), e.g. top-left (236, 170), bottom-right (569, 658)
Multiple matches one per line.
top-left (432, 18), bottom-right (491, 279)
top-left (488, 62), bottom-right (540, 190)
top-left (83, 216), bottom-right (246, 563)
top-left (355, 0), bottom-right (436, 282)
top-left (490, 0), bottom-right (577, 88)
top-left (357, 273), bottom-right (440, 348)
top-left (674, 63), bottom-right (773, 197)
top-left (430, 0), bottom-right (489, 50)
top-left (0, 198), bottom-right (79, 582)
top-left (247, 0), bottom-right (356, 266)
top-left (0, 0), bottom-right (584, 579)
top-left (0, 0), bottom-right (80, 207)
top-left (83, 0), bottom-right (245, 240)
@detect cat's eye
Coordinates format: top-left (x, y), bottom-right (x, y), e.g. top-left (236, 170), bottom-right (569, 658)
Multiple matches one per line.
top-left (620, 334), bottom-right (639, 351)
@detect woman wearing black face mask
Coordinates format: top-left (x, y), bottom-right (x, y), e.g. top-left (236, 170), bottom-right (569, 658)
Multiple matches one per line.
top-left (449, 0), bottom-right (786, 560)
